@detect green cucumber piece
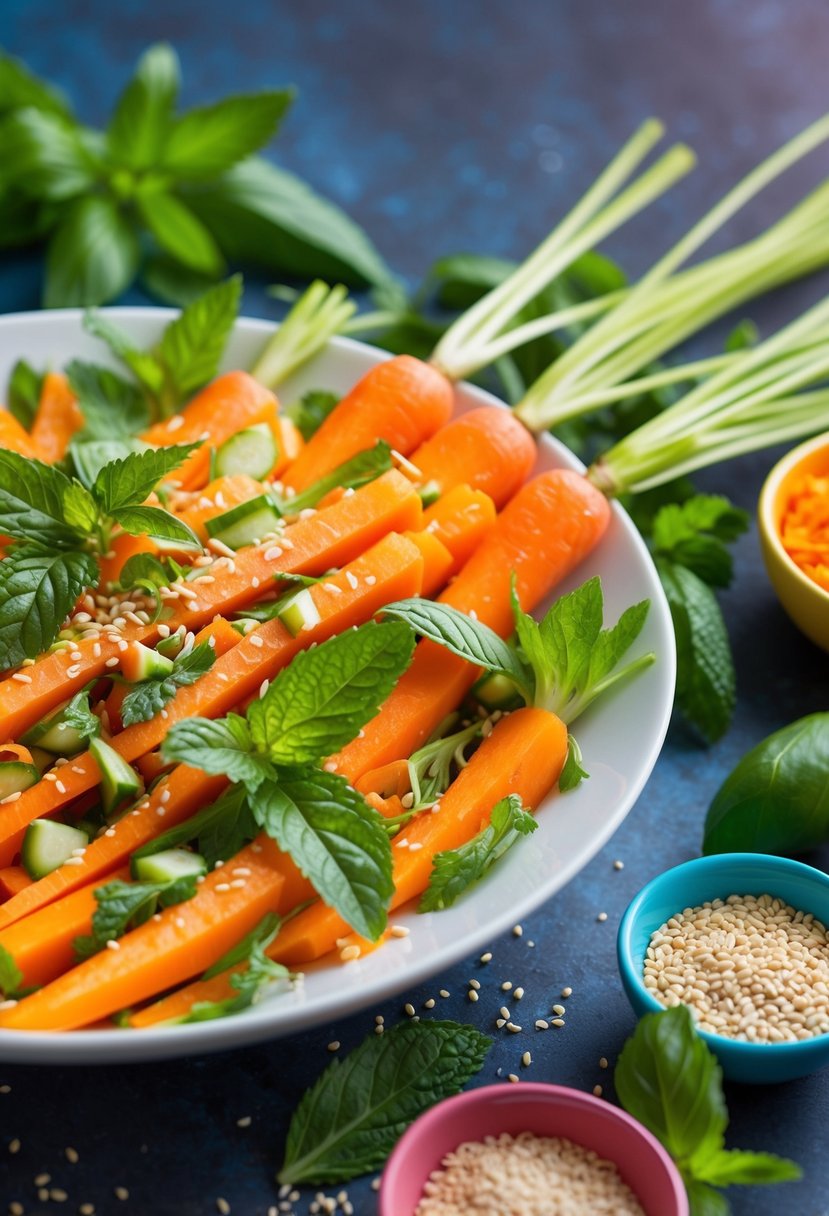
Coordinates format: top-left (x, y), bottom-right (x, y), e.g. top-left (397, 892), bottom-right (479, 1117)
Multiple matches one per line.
top-left (214, 423), bottom-right (278, 480)
top-left (89, 737), bottom-right (142, 815)
top-left (0, 761), bottom-right (39, 799)
top-left (132, 848), bottom-right (207, 884)
top-left (278, 588), bottom-right (321, 637)
top-left (156, 631), bottom-right (186, 661)
top-left (205, 495), bottom-right (283, 551)
top-left (21, 699), bottom-right (87, 757)
top-left (231, 619), bottom-right (258, 636)
top-left (473, 671), bottom-right (522, 710)
top-left (419, 479), bottom-right (442, 507)
top-left (21, 819), bottom-right (89, 880)
top-left (125, 641), bottom-right (174, 681)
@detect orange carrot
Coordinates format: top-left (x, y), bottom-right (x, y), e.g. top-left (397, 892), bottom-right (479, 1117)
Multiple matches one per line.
top-left (129, 966), bottom-right (245, 1027)
top-left (269, 415), bottom-right (304, 478)
top-left (779, 468), bottom-right (829, 592)
top-left (0, 745), bottom-right (36, 766)
top-left (0, 469), bottom-right (422, 741)
top-left (97, 531), bottom-right (159, 588)
top-left (0, 866), bottom-right (31, 901)
top-left (0, 532), bottom-right (425, 867)
top-left (0, 410), bottom-right (38, 458)
top-left (421, 485), bottom-right (496, 570)
top-left (281, 356), bottom-right (454, 492)
top-left (141, 372), bottom-right (280, 489)
top-left (410, 406), bottom-right (536, 508)
top-left (135, 751), bottom-right (172, 785)
top-left (29, 372), bottom-right (84, 464)
top-left (272, 707), bottom-right (568, 966)
top-left (402, 530), bottom-right (454, 597)
top-left (176, 475), bottom-right (265, 544)
top-left (332, 469), bottom-right (611, 782)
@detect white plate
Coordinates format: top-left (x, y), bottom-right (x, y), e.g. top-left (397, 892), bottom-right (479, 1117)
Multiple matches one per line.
top-left (0, 309), bottom-right (675, 1063)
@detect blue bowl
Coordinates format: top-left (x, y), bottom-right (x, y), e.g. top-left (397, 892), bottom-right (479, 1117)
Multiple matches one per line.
top-left (617, 853), bottom-right (829, 1084)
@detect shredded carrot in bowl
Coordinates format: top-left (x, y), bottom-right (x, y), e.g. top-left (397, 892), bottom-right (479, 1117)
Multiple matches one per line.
top-left (779, 469), bottom-right (829, 592)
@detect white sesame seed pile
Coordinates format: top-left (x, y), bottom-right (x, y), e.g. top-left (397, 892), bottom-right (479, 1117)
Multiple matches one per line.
top-left (414, 1131), bottom-right (645, 1216)
top-left (644, 892), bottom-right (829, 1042)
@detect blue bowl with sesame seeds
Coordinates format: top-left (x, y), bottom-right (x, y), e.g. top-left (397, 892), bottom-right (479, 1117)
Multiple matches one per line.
top-left (617, 852), bottom-right (829, 1083)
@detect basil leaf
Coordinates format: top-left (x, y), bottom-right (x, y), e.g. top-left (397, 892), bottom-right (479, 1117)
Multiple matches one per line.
top-left (285, 390), bottom-right (339, 442)
top-left (133, 784), bottom-right (257, 870)
top-left (658, 559), bottom-right (734, 744)
top-left (0, 52), bottom-right (72, 117)
top-left (381, 598), bottom-right (531, 697)
top-left (82, 312), bottom-right (166, 397)
top-left (420, 795), bottom-right (536, 912)
top-left (703, 714), bottom-right (829, 856)
top-left (279, 1020), bottom-right (491, 1185)
top-left (157, 274), bottom-right (243, 402)
top-left (695, 1149), bottom-right (801, 1187)
top-left (66, 360), bottom-right (150, 438)
top-left (3, 108), bottom-right (96, 200)
top-left (184, 157), bottom-right (392, 288)
top-left (162, 91), bottom-right (293, 179)
top-left (109, 505), bottom-right (201, 548)
top-left (138, 190), bottom-right (225, 276)
top-left (121, 642), bottom-right (216, 727)
top-left (93, 444), bottom-right (200, 513)
top-left (107, 43), bottom-right (179, 171)
top-left (0, 547), bottom-right (98, 668)
top-left (44, 195), bottom-right (139, 307)
top-left (0, 944), bottom-right (23, 999)
top-left (250, 770), bottom-right (393, 941)
top-left (0, 450), bottom-right (91, 548)
top-left (75, 874), bottom-right (198, 957)
top-left (558, 734), bottom-right (589, 792)
top-left (161, 714), bottom-right (272, 790)
top-left (615, 1005), bottom-right (727, 1174)
top-left (281, 442), bottom-right (393, 515)
top-left (248, 621), bottom-right (414, 764)
top-left (7, 359), bottom-right (43, 429)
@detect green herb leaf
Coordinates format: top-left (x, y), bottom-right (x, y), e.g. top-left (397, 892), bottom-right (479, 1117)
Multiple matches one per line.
top-left (109, 504), bottom-right (201, 548)
top-left (140, 256), bottom-right (224, 307)
top-left (180, 914), bottom-right (292, 1023)
top-left (61, 687), bottom-right (101, 741)
top-left (82, 312), bottom-right (166, 397)
top-left (420, 795), bottom-right (536, 912)
top-left (117, 552), bottom-right (176, 595)
top-left (69, 439), bottom-right (149, 490)
top-left (0, 547), bottom-right (98, 668)
top-left (161, 714), bottom-right (272, 790)
top-left (652, 495), bottom-right (749, 588)
top-left (657, 559), bottom-right (734, 744)
top-left (0, 944), bottom-right (23, 999)
top-left (132, 784), bottom-right (257, 870)
top-left (249, 770), bottom-right (393, 941)
top-left (695, 1149), bottom-right (801, 1187)
top-left (7, 359), bottom-right (43, 429)
top-left (0, 52), bottom-right (72, 118)
top-left (248, 621), bottom-right (414, 765)
top-left (44, 195), bottom-right (139, 308)
top-left (157, 274), bottom-right (243, 403)
top-left (107, 43), bottom-right (179, 171)
top-left (285, 390), bottom-right (340, 442)
top-left (279, 1020), bottom-right (491, 1185)
top-left (685, 1182), bottom-right (730, 1216)
top-left (407, 720), bottom-right (482, 812)
top-left (558, 734), bottom-right (589, 792)
top-left (120, 641), bottom-right (215, 727)
top-left (162, 91), bottom-right (293, 179)
top-left (3, 108), bottom-right (96, 200)
top-left (703, 713), bottom-right (829, 855)
top-left (74, 874), bottom-right (198, 957)
top-left (93, 444), bottom-right (200, 513)
top-left (65, 360), bottom-right (150, 438)
top-left (281, 442), bottom-right (393, 515)
top-left (0, 450), bottom-right (92, 548)
top-left (381, 598), bottom-right (531, 698)
top-left (138, 190), bottom-right (225, 277)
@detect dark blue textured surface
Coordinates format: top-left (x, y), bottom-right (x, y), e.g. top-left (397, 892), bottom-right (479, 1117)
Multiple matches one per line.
top-left (2, 2), bottom-right (829, 1213)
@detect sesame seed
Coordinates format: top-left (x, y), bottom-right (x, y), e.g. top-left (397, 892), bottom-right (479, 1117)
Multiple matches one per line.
top-left (215, 883), bottom-right (230, 892)
top-left (80, 1205), bottom-right (95, 1215)
top-left (106, 939), bottom-right (121, 951)
top-left (535, 1020), bottom-right (549, 1030)
top-left (216, 1199), bottom-right (231, 1214)
top-left (513, 987), bottom-right (525, 1000)
top-left (105, 657), bottom-right (119, 668)
top-left (512, 924), bottom-right (523, 937)
top-left (390, 925), bottom-right (410, 938)
top-left (500, 1006), bottom-right (511, 1020)
top-left (10, 673), bottom-right (32, 684)
top-left (50, 1189), bottom-right (68, 1202)
top-left (35, 1173), bottom-right (51, 1186)
top-left (597, 912), bottom-right (608, 923)
top-left (480, 952), bottom-right (492, 964)
top-left (552, 1018), bottom-right (566, 1027)
top-left (249, 634), bottom-right (264, 648)
top-left (114, 1188), bottom-right (129, 1201)
top-left (340, 945), bottom-right (361, 961)
top-left (404, 1003), bottom-right (416, 1017)
top-left (593, 1085), bottom-right (604, 1097)
top-left (424, 998), bottom-right (435, 1010)
top-left (506, 1023), bottom-right (522, 1034)
top-left (613, 859), bottom-right (625, 870)
top-left (522, 1051), bottom-right (532, 1066)
top-left (468, 979), bottom-right (481, 990)
top-left (0, 1084), bottom-right (10, 1093)
top-left (599, 1057), bottom-right (609, 1069)
top-left (467, 990), bottom-right (479, 1003)
top-left (561, 987), bottom-right (573, 998)
top-left (7, 1138), bottom-right (19, 1154)
top-left (508, 1073), bottom-right (519, 1083)
top-left (501, 981), bottom-right (512, 992)
top-left (345, 571), bottom-right (359, 590)
top-left (496, 1018), bottom-right (506, 1028)
top-left (552, 1004), bottom-right (566, 1016)
top-left (65, 1147), bottom-right (79, 1164)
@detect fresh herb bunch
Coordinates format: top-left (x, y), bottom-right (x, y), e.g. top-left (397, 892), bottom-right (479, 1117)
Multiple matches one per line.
top-left (0, 45), bottom-right (391, 307)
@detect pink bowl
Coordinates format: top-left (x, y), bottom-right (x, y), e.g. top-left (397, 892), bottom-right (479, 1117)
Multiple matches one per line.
top-left (379, 1082), bottom-right (688, 1216)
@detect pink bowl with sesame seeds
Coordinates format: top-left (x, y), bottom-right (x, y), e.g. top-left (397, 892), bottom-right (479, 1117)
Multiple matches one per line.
top-left (379, 1082), bottom-right (688, 1216)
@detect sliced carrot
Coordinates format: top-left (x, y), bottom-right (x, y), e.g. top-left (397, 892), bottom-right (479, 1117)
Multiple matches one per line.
top-left (193, 615), bottom-right (241, 657)
top-left (410, 406), bottom-right (536, 508)
top-left (0, 867), bottom-right (130, 988)
top-left (272, 707), bottom-right (568, 965)
top-left (176, 475), bottom-right (265, 544)
top-left (135, 751), bottom-right (172, 785)
top-left (0, 745), bottom-right (35, 766)
top-left (354, 759), bottom-right (411, 800)
top-left (332, 469), bottom-right (611, 782)
top-left (270, 415), bottom-right (304, 478)
top-left (0, 470), bottom-right (422, 741)
top-left (0, 532), bottom-right (425, 867)
top-left (129, 966), bottom-right (244, 1027)
top-left (141, 371), bottom-right (280, 490)
top-left (30, 372), bottom-right (84, 464)
top-left (0, 410), bottom-right (38, 458)
top-left (422, 485), bottom-right (496, 569)
top-left (0, 866), bottom-right (32, 901)
top-left (97, 532), bottom-right (159, 589)
top-left (402, 529), bottom-right (454, 597)
top-left (281, 356), bottom-right (454, 492)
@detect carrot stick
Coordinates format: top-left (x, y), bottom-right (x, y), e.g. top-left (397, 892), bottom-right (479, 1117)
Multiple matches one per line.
top-left (271, 707), bottom-right (568, 966)
top-left (0, 411), bottom-right (38, 458)
top-left (0, 470), bottom-right (422, 740)
top-left (0, 867), bottom-right (130, 988)
top-left (332, 469), bottom-right (611, 782)
top-left (421, 485), bottom-right (496, 569)
top-left (29, 372), bottom-right (84, 464)
top-left (270, 416), bottom-right (304, 479)
top-left (281, 356), bottom-right (454, 492)
top-left (402, 530), bottom-right (454, 597)
top-left (97, 532), bottom-right (159, 589)
top-left (410, 406), bottom-right (536, 508)
top-left (0, 866), bottom-right (31, 901)
top-left (175, 475), bottom-right (265, 544)
top-left (129, 966), bottom-right (244, 1027)
top-left (0, 532), bottom-right (425, 867)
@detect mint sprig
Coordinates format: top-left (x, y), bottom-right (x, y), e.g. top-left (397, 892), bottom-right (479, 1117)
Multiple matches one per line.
top-left (120, 641), bottom-right (216, 727)
top-left (74, 873), bottom-right (198, 957)
top-left (179, 913), bottom-right (293, 1023)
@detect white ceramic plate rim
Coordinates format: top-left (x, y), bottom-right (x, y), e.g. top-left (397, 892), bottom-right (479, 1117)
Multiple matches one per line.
top-left (0, 309), bottom-right (676, 1063)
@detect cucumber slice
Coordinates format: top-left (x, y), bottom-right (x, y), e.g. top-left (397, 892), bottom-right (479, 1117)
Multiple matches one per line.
top-left (205, 495), bottom-right (282, 551)
top-left (89, 737), bottom-right (142, 815)
top-left (419, 479), bottom-right (442, 507)
top-left (121, 641), bottom-right (175, 683)
top-left (21, 820), bottom-right (89, 880)
top-left (231, 619), bottom-right (258, 636)
top-left (132, 848), bottom-right (207, 884)
top-left (214, 424), bottom-right (278, 480)
top-left (0, 761), bottom-right (39, 799)
top-left (278, 588), bottom-right (321, 637)
top-left (21, 699), bottom-right (88, 757)
top-left (473, 671), bottom-right (522, 710)
top-left (156, 631), bottom-right (186, 661)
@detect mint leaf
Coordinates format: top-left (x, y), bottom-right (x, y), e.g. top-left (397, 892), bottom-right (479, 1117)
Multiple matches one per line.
top-left (248, 621), bottom-right (414, 765)
top-left (281, 442), bottom-right (393, 515)
top-left (107, 43), bottom-right (179, 171)
top-left (558, 734), bottom-right (589, 792)
top-left (658, 560), bottom-right (734, 743)
top-left (132, 784), bottom-right (257, 870)
top-left (82, 312), bottom-right (166, 397)
top-left (109, 505), bottom-right (200, 548)
top-left (93, 444), bottom-right (200, 513)
top-left (162, 92), bottom-right (293, 178)
top-left (69, 439), bottom-right (150, 490)
top-left (157, 274), bottom-right (243, 403)
top-left (180, 914), bottom-right (291, 1023)
top-left (61, 687), bottom-right (101, 741)
top-left (695, 1149), bottom-right (801, 1187)
top-left (420, 795), bottom-right (536, 912)
top-left (685, 1183), bottom-right (730, 1216)
top-left (585, 598), bottom-right (651, 688)
top-left (7, 359), bottom-right (43, 429)
top-left (161, 715), bottom-right (272, 790)
top-left (0, 547), bottom-right (97, 668)
top-left (250, 770), bottom-right (393, 941)
top-left (74, 874), bottom-right (198, 956)
top-left (0, 53), bottom-right (71, 117)
top-left (0, 450), bottom-right (92, 548)
top-left (285, 390), bottom-right (339, 442)
top-left (117, 552), bottom-right (177, 595)
top-left (45, 195), bottom-right (139, 308)
top-left (279, 1020), bottom-right (491, 1185)
top-left (0, 944), bottom-right (23, 999)
top-left (121, 641), bottom-right (215, 727)
top-left (65, 360), bottom-right (150, 438)
top-left (3, 108), bottom-right (95, 200)
top-left (138, 190), bottom-right (225, 276)
top-left (652, 495), bottom-right (749, 588)
top-left (381, 598), bottom-right (530, 698)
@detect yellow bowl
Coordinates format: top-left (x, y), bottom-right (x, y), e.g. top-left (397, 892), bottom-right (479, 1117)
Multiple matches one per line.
top-left (758, 431), bottom-right (829, 650)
